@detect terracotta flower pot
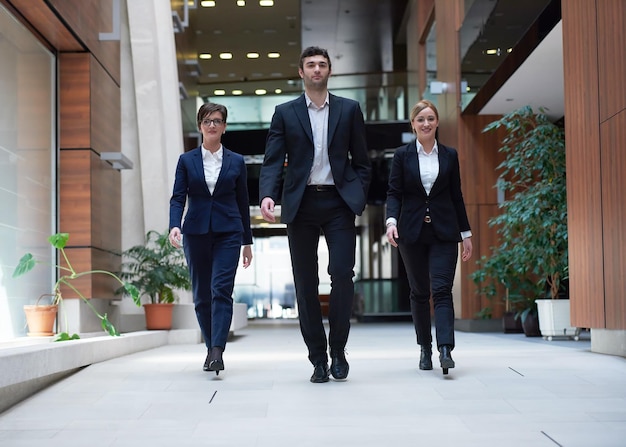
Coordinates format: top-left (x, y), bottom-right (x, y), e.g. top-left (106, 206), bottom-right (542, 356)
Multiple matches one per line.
top-left (23, 304), bottom-right (58, 336)
top-left (143, 303), bottom-right (175, 330)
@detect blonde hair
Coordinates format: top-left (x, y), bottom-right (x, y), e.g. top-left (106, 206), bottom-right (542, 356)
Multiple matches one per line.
top-left (409, 99), bottom-right (439, 122)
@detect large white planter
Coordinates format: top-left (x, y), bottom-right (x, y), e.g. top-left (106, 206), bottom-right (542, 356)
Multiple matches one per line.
top-left (535, 299), bottom-right (580, 340)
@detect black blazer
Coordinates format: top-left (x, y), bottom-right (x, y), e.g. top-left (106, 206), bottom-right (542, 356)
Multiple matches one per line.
top-left (169, 146), bottom-right (253, 245)
top-left (259, 93), bottom-right (371, 224)
top-left (386, 141), bottom-right (471, 244)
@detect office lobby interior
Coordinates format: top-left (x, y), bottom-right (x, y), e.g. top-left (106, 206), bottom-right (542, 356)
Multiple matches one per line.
top-left (0, 0), bottom-right (625, 445)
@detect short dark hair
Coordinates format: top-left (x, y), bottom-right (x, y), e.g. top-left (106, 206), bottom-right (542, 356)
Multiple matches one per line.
top-left (299, 46), bottom-right (331, 70)
top-left (196, 102), bottom-right (228, 129)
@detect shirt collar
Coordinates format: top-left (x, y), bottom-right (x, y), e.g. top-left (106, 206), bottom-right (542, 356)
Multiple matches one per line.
top-left (202, 145), bottom-right (223, 160)
top-left (416, 140), bottom-right (439, 155)
top-left (305, 92), bottom-right (330, 109)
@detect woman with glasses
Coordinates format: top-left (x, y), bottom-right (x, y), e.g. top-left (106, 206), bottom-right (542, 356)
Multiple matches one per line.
top-left (169, 102), bottom-right (253, 375)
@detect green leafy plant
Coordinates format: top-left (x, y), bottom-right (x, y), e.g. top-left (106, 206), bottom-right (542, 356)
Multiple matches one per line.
top-left (472, 106), bottom-right (568, 313)
top-left (118, 230), bottom-right (191, 304)
top-left (13, 233), bottom-right (139, 340)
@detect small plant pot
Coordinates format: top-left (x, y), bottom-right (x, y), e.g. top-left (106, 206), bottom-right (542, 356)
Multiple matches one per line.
top-left (143, 303), bottom-right (175, 330)
top-left (23, 304), bottom-right (58, 336)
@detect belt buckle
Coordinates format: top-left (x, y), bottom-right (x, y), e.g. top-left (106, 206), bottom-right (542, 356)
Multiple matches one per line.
top-left (424, 215), bottom-right (432, 223)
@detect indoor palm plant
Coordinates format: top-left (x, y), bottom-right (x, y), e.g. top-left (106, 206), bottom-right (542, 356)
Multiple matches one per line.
top-left (13, 232), bottom-right (139, 340)
top-left (473, 106), bottom-right (570, 337)
top-left (118, 230), bottom-right (191, 329)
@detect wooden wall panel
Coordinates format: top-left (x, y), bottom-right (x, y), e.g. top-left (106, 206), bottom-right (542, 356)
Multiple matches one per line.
top-left (601, 111), bottom-right (626, 329)
top-left (59, 150), bottom-right (92, 245)
top-left (60, 53), bottom-right (91, 148)
top-left (48, 0), bottom-right (120, 84)
top-left (1, 0), bottom-right (82, 50)
top-left (90, 56), bottom-right (120, 154)
top-left (597, 0), bottom-right (626, 121)
top-left (58, 247), bottom-right (122, 300)
top-left (458, 115), bottom-right (506, 318)
top-left (562, 0), bottom-right (605, 328)
top-left (91, 151), bottom-right (122, 251)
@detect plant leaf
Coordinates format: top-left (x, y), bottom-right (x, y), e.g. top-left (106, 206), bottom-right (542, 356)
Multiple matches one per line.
top-left (101, 314), bottom-right (120, 336)
top-left (13, 253), bottom-right (36, 278)
top-left (48, 233), bottom-right (70, 250)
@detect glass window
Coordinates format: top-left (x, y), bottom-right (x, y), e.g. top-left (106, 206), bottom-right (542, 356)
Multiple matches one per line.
top-left (0, 4), bottom-right (56, 339)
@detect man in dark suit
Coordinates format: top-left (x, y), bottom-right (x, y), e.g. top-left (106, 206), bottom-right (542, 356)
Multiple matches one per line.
top-left (259, 46), bottom-right (371, 383)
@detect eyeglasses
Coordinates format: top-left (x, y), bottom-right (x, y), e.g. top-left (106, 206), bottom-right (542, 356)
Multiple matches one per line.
top-left (201, 118), bottom-right (224, 126)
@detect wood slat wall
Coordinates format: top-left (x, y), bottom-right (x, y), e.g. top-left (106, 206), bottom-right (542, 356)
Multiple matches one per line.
top-left (563, 0), bottom-right (626, 329)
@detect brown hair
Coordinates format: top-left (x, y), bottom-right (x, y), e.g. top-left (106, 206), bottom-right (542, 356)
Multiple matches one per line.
top-left (196, 102), bottom-right (228, 130)
top-left (299, 46), bottom-right (332, 71)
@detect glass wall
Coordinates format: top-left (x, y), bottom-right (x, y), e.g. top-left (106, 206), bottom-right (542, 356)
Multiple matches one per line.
top-left (0, 4), bottom-right (56, 339)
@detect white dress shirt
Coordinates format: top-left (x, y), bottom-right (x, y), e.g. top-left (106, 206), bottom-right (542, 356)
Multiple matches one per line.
top-left (305, 93), bottom-right (333, 185)
top-left (386, 140), bottom-right (472, 240)
top-left (202, 145), bottom-right (223, 194)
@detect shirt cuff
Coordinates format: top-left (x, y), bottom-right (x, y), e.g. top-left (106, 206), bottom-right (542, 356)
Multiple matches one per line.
top-left (461, 230), bottom-right (472, 240)
top-left (386, 217), bottom-right (397, 227)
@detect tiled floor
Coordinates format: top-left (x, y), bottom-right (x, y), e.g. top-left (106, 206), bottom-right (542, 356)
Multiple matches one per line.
top-left (1, 320), bottom-right (625, 447)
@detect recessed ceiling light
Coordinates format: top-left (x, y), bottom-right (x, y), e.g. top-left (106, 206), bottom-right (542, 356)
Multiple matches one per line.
top-left (214, 90), bottom-right (226, 96)
top-left (199, 53), bottom-right (212, 59)
top-left (275, 88), bottom-right (282, 94)
top-left (255, 89), bottom-right (267, 95)
top-left (246, 52), bottom-right (260, 59)
top-left (200, 1), bottom-right (215, 7)
top-left (485, 48), bottom-right (498, 55)
top-left (267, 52), bottom-right (280, 58)
top-left (219, 53), bottom-right (233, 59)
top-left (237, 0), bottom-right (246, 6)
top-left (259, 0), bottom-right (274, 6)
top-left (232, 90), bottom-right (243, 95)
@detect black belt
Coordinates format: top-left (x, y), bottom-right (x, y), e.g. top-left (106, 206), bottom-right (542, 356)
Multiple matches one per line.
top-left (306, 185), bottom-right (336, 192)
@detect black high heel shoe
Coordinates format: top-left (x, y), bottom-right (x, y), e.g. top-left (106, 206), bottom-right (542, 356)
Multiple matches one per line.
top-left (419, 345), bottom-right (433, 370)
top-left (438, 345), bottom-right (455, 375)
top-left (208, 346), bottom-right (224, 375)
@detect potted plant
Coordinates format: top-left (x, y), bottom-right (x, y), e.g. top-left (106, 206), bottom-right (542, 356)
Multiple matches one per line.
top-left (13, 233), bottom-right (139, 340)
top-left (478, 106), bottom-right (574, 339)
top-left (118, 230), bottom-right (191, 330)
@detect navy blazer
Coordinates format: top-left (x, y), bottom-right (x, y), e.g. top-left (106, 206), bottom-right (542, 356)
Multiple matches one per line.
top-left (386, 141), bottom-right (471, 244)
top-left (259, 93), bottom-right (372, 224)
top-left (169, 146), bottom-right (253, 245)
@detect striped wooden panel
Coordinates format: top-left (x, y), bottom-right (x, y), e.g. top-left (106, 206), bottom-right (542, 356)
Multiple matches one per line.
top-left (597, 0), bottom-right (626, 121)
top-left (59, 150), bottom-right (92, 245)
top-left (90, 56), bottom-right (121, 155)
top-left (60, 53), bottom-right (91, 149)
top-left (601, 113), bottom-right (626, 329)
top-left (1, 0), bottom-right (83, 51)
top-left (562, 0), bottom-right (605, 328)
top-left (48, 0), bottom-right (120, 83)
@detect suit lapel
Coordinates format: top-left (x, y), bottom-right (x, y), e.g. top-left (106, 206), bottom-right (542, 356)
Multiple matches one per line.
top-left (430, 144), bottom-right (449, 195)
top-left (294, 94), bottom-right (314, 144)
top-left (190, 148), bottom-right (211, 195)
top-left (407, 142), bottom-right (428, 196)
top-left (214, 147), bottom-right (232, 193)
top-left (327, 93), bottom-right (341, 147)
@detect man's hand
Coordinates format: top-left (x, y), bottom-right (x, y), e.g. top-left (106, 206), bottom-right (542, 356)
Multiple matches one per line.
top-left (260, 197), bottom-right (276, 223)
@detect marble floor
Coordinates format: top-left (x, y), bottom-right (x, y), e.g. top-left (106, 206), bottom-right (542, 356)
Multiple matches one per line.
top-left (1, 320), bottom-right (625, 447)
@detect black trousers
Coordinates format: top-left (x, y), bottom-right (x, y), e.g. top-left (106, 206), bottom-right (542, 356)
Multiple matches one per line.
top-left (398, 223), bottom-right (458, 350)
top-left (287, 188), bottom-right (356, 365)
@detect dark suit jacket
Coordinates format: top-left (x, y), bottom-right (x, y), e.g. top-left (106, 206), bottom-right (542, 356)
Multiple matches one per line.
top-left (386, 141), bottom-right (471, 244)
top-left (169, 146), bottom-right (253, 245)
top-left (259, 93), bottom-right (371, 224)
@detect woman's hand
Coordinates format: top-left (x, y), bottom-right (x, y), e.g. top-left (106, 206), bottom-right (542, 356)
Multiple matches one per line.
top-left (461, 237), bottom-right (473, 262)
top-left (386, 225), bottom-right (399, 248)
top-left (242, 245), bottom-right (253, 268)
top-left (169, 227), bottom-right (182, 248)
